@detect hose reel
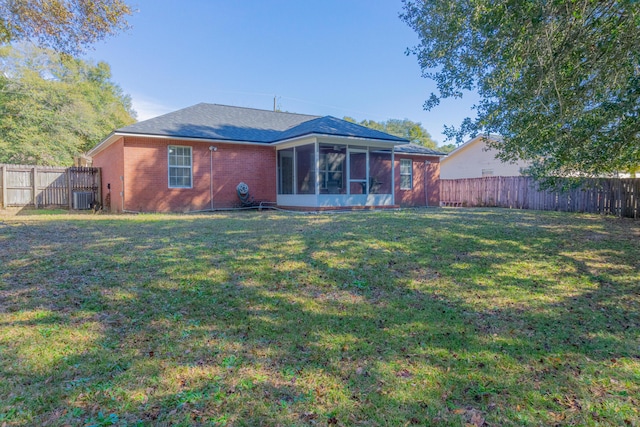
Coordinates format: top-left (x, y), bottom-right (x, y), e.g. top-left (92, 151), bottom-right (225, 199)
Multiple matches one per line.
top-left (236, 182), bottom-right (254, 206)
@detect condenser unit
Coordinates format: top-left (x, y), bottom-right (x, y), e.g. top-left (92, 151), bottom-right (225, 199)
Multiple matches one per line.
top-left (72, 191), bottom-right (94, 210)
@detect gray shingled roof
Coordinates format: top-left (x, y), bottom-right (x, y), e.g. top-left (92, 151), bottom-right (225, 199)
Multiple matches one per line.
top-left (116, 103), bottom-right (407, 144)
top-left (278, 116), bottom-right (407, 142)
top-left (395, 143), bottom-right (446, 156)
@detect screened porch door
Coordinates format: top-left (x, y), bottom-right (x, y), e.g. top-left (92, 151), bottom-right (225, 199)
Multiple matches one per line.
top-left (349, 150), bottom-right (368, 194)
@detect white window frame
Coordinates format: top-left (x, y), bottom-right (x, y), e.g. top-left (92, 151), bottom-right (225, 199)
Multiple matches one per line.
top-left (400, 159), bottom-right (413, 190)
top-left (168, 145), bottom-right (192, 188)
top-left (319, 152), bottom-right (345, 190)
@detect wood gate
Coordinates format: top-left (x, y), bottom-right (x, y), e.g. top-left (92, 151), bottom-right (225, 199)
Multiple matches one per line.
top-left (0, 164), bottom-right (101, 209)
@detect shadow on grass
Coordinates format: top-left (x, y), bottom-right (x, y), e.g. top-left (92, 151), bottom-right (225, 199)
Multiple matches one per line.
top-left (0, 209), bottom-right (638, 425)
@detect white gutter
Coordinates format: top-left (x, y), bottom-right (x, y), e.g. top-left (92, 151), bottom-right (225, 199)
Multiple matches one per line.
top-left (87, 132), bottom-right (280, 157)
top-left (88, 131), bottom-right (409, 158)
top-left (395, 151), bottom-right (447, 158)
top-left (270, 133), bottom-right (407, 147)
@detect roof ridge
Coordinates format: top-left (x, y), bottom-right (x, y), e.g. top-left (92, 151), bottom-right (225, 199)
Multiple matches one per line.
top-left (275, 115), bottom-right (408, 143)
top-left (196, 102), bottom-right (322, 119)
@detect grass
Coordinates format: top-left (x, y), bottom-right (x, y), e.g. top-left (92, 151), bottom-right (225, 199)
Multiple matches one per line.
top-left (0, 208), bottom-right (638, 426)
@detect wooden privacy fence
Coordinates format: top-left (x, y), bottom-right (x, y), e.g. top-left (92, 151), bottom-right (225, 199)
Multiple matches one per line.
top-left (0, 164), bottom-right (101, 209)
top-left (440, 176), bottom-right (639, 218)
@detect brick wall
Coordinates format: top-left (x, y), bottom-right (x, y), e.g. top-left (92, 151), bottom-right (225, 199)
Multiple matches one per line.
top-left (92, 137), bottom-right (125, 212)
top-left (394, 155), bottom-right (441, 207)
top-left (94, 136), bottom-right (276, 213)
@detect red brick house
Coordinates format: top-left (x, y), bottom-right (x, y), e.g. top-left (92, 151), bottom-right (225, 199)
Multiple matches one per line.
top-left (88, 104), bottom-right (443, 212)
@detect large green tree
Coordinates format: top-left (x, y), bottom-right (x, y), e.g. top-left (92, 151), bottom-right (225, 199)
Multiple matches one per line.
top-left (437, 143), bottom-right (457, 154)
top-left (0, 44), bottom-right (135, 165)
top-left (401, 0), bottom-right (640, 178)
top-left (345, 117), bottom-right (438, 149)
top-left (0, 0), bottom-right (133, 54)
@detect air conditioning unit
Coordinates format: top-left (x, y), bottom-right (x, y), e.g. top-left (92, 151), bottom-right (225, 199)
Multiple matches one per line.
top-left (73, 191), bottom-right (94, 210)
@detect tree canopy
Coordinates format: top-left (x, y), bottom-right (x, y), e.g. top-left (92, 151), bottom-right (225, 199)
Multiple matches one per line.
top-left (345, 117), bottom-right (438, 149)
top-left (436, 143), bottom-right (457, 154)
top-left (0, 0), bottom-right (133, 54)
top-left (0, 44), bottom-right (135, 165)
top-left (401, 0), bottom-right (640, 178)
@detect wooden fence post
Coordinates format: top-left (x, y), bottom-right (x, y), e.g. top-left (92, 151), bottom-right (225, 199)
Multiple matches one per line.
top-left (32, 166), bottom-right (38, 209)
top-left (635, 179), bottom-right (639, 219)
top-left (1, 164), bottom-right (5, 209)
top-left (67, 168), bottom-right (73, 209)
top-left (96, 168), bottom-right (102, 209)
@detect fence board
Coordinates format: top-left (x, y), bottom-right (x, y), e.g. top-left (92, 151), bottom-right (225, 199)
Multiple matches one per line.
top-left (0, 164), bottom-right (100, 209)
top-left (440, 176), bottom-right (639, 218)
top-left (0, 165), bottom-right (4, 207)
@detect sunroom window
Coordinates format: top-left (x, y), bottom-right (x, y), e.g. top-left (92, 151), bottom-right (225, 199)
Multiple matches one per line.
top-left (278, 148), bottom-right (294, 194)
top-left (296, 144), bottom-right (316, 194)
top-left (319, 145), bottom-right (346, 194)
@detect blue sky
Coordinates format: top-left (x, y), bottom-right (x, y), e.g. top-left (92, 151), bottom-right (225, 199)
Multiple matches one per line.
top-left (84, 0), bottom-right (478, 146)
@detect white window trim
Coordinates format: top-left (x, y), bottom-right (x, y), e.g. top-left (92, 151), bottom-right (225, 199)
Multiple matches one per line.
top-left (168, 145), bottom-right (193, 188)
top-left (319, 152), bottom-right (345, 190)
top-left (400, 159), bottom-right (413, 190)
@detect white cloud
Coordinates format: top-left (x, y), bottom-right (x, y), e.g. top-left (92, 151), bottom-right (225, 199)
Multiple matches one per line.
top-left (131, 95), bottom-right (175, 121)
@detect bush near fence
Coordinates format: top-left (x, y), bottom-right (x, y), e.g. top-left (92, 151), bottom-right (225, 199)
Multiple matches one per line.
top-left (0, 164), bottom-right (101, 209)
top-left (440, 176), bottom-right (639, 218)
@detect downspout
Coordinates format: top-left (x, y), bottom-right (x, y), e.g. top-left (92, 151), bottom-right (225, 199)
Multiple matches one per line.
top-left (315, 142), bottom-right (320, 198)
top-left (424, 160), bottom-right (431, 207)
top-left (120, 175), bottom-right (125, 212)
top-left (391, 148), bottom-right (395, 204)
top-left (209, 146), bottom-right (217, 210)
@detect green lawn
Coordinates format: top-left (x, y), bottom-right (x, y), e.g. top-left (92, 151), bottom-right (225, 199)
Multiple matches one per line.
top-left (0, 208), bottom-right (638, 426)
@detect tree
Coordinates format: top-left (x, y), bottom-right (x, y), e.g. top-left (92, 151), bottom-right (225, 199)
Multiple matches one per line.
top-left (401, 0), bottom-right (640, 179)
top-left (437, 143), bottom-right (457, 154)
top-left (347, 117), bottom-right (438, 149)
top-left (0, 44), bottom-right (135, 165)
top-left (0, 0), bottom-right (133, 54)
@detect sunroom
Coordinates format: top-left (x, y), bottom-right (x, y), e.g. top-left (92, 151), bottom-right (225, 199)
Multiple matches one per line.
top-left (275, 137), bottom-right (399, 208)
